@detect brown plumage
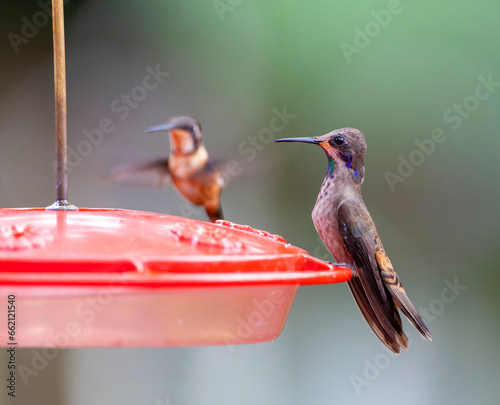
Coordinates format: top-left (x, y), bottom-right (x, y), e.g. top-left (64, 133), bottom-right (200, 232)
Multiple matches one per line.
top-left (275, 128), bottom-right (431, 353)
top-left (107, 116), bottom-right (224, 223)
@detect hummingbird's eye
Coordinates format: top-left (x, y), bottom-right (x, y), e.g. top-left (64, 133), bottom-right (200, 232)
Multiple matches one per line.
top-left (331, 136), bottom-right (344, 146)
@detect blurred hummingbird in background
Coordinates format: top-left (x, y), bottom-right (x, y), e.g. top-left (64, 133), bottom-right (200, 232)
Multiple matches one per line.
top-left (275, 128), bottom-right (431, 353)
top-left (108, 116), bottom-right (224, 222)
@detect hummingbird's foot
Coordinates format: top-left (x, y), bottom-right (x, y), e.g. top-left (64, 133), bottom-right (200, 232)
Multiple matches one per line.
top-left (325, 260), bottom-right (351, 268)
top-left (325, 261), bottom-right (356, 273)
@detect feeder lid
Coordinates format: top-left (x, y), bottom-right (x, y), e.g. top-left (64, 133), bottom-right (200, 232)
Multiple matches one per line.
top-left (0, 208), bottom-right (352, 287)
top-left (0, 208), bottom-right (352, 347)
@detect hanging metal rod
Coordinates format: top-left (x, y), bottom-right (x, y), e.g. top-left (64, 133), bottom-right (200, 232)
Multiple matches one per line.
top-left (46, 0), bottom-right (77, 211)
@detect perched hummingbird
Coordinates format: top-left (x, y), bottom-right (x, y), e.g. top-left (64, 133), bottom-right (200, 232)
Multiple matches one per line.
top-left (108, 116), bottom-right (224, 222)
top-left (275, 128), bottom-right (431, 353)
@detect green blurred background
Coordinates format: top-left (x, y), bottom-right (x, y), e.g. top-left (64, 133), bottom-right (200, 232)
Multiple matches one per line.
top-left (1, 0), bottom-right (499, 404)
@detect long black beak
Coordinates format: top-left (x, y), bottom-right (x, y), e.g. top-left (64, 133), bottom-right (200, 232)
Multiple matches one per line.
top-left (145, 124), bottom-right (176, 133)
top-left (274, 137), bottom-right (320, 144)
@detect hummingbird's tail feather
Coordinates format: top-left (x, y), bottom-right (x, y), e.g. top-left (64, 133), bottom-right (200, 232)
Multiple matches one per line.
top-left (391, 288), bottom-right (432, 341)
top-left (376, 251), bottom-right (432, 341)
top-left (206, 205), bottom-right (223, 223)
top-left (347, 277), bottom-right (408, 353)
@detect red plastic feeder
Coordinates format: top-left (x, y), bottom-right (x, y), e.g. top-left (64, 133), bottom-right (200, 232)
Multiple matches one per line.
top-left (0, 208), bottom-right (351, 347)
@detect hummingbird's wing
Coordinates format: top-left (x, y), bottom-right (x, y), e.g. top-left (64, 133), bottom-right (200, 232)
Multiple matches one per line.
top-left (105, 159), bottom-right (171, 189)
top-left (338, 201), bottom-right (431, 352)
top-left (338, 201), bottom-right (409, 353)
top-left (375, 250), bottom-right (432, 341)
